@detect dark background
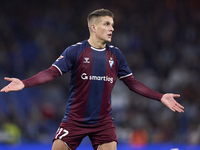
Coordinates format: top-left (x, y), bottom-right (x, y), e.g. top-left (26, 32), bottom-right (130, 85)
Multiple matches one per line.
top-left (0, 0), bottom-right (200, 145)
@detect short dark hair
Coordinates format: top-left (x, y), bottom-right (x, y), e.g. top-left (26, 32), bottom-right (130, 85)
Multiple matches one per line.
top-left (87, 8), bottom-right (114, 22)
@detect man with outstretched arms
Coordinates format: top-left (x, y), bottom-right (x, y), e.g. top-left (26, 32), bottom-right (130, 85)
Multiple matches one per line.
top-left (1, 9), bottom-right (184, 150)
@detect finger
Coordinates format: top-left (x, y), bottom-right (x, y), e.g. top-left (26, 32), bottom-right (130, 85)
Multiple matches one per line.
top-left (173, 94), bottom-right (180, 98)
top-left (0, 87), bottom-right (7, 92)
top-left (4, 77), bottom-right (13, 82)
top-left (170, 107), bottom-right (176, 112)
top-left (174, 106), bottom-right (184, 113)
top-left (172, 104), bottom-right (184, 113)
top-left (4, 87), bottom-right (13, 93)
top-left (175, 102), bottom-right (184, 109)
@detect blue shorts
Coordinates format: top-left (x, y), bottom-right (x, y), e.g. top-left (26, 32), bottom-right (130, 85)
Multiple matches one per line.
top-left (53, 121), bottom-right (118, 150)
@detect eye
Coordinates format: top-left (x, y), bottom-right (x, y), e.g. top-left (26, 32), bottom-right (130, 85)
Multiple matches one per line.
top-left (105, 22), bottom-right (114, 27)
top-left (105, 22), bottom-right (110, 26)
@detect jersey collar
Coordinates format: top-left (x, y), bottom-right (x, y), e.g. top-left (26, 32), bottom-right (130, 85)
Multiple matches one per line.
top-left (91, 46), bottom-right (106, 51)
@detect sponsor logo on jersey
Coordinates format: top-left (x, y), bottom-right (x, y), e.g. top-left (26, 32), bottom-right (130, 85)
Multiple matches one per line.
top-left (109, 57), bottom-right (114, 68)
top-left (81, 73), bottom-right (113, 83)
top-left (83, 57), bottom-right (90, 63)
top-left (56, 55), bottom-right (64, 61)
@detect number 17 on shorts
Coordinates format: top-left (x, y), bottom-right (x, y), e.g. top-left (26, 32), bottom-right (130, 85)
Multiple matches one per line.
top-left (55, 127), bottom-right (69, 140)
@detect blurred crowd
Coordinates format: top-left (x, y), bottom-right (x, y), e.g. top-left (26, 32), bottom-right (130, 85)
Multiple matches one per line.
top-left (0, 0), bottom-right (200, 145)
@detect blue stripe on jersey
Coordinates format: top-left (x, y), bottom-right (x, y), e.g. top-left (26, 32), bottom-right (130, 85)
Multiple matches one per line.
top-left (83, 50), bottom-right (106, 124)
top-left (62, 88), bottom-right (76, 121)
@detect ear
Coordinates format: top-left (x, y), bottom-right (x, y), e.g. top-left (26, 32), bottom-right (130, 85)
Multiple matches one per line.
top-left (91, 24), bottom-right (96, 33)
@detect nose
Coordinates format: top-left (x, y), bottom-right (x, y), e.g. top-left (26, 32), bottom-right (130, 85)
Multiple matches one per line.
top-left (110, 25), bottom-right (114, 31)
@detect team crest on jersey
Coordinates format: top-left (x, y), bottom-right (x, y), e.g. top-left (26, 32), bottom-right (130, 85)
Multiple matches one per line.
top-left (56, 55), bottom-right (63, 61)
top-left (83, 57), bottom-right (90, 63)
top-left (109, 57), bottom-right (114, 68)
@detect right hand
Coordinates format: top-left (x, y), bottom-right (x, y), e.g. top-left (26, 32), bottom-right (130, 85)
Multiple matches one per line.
top-left (0, 77), bottom-right (25, 92)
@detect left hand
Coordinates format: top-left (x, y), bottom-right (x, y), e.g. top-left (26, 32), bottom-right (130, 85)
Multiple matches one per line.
top-left (161, 93), bottom-right (184, 113)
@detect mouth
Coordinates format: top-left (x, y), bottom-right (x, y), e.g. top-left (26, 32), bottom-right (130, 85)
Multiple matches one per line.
top-left (108, 33), bottom-right (112, 38)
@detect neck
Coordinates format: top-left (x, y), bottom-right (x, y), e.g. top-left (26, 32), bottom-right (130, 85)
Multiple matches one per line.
top-left (88, 36), bottom-right (106, 49)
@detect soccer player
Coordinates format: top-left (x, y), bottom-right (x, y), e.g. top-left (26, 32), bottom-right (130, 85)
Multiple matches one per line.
top-left (1, 9), bottom-right (184, 150)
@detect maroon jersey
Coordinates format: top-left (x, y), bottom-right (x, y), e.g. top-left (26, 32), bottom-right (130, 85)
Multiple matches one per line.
top-left (52, 40), bottom-right (132, 125)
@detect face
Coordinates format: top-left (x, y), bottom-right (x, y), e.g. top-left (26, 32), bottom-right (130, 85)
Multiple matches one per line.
top-left (93, 16), bottom-right (114, 43)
